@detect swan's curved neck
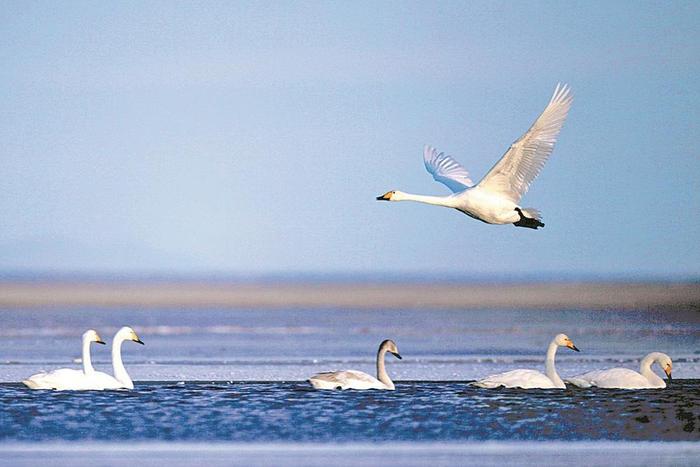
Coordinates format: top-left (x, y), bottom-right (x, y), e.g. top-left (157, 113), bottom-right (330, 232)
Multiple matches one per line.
top-left (376, 346), bottom-right (394, 390)
top-left (639, 354), bottom-right (665, 387)
top-left (81, 336), bottom-right (94, 375)
top-left (545, 340), bottom-right (565, 388)
top-left (112, 336), bottom-right (133, 389)
top-left (394, 192), bottom-right (456, 208)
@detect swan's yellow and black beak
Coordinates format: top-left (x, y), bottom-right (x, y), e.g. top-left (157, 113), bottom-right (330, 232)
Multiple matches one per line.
top-left (133, 337), bottom-right (145, 345)
top-left (96, 339), bottom-right (106, 345)
top-left (664, 366), bottom-right (672, 380)
top-left (376, 191), bottom-right (393, 201)
top-left (391, 352), bottom-right (402, 360)
top-left (566, 341), bottom-right (580, 352)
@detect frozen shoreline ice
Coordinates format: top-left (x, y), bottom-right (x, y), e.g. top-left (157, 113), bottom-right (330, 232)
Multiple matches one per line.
top-left (1, 441), bottom-right (699, 467)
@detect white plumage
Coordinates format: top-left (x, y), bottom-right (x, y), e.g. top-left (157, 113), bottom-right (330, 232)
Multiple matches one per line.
top-left (378, 84), bottom-right (573, 229)
top-left (23, 327), bottom-right (144, 391)
top-left (308, 339), bottom-right (402, 390)
top-left (567, 352), bottom-right (672, 389)
top-left (473, 333), bottom-right (580, 389)
top-left (86, 326), bottom-right (144, 390)
top-left (22, 330), bottom-right (105, 390)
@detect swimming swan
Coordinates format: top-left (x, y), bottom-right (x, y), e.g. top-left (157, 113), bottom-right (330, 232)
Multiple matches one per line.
top-left (308, 339), bottom-right (402, 390)
top-left (86, 326), bottom-right (144, 390)
top-left (22, 329), bottom-right (106, 390)
top-left (566, 352), bottom-right (672, 389)
top-left (377, 84), bottom-right (572, 229)
top-left (473, 333), bottom-right (579, 389)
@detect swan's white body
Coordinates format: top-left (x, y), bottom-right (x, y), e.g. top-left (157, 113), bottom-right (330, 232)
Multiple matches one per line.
top-left (378, 84), bottom-right (573, 229)
top-left (22, 330), bottom-right (105, 390)
top-left (308, 339), bottom-right (402, 390)
top-left (474, 333), bottom-right (579, 389)
top-left (86, 326), bottom-right (144, 390)
top-left (567, 352), bottom-right (672, 389)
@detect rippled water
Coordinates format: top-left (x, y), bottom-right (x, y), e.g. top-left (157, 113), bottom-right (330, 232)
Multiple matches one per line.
top-left (1, 306), bottom-right (698, 465)
top-left (1, 381), bottom-right (698, 442)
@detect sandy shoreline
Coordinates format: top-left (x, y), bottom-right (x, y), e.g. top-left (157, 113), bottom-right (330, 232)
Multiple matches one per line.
top-left (0, 281), bottom-right (698, 309)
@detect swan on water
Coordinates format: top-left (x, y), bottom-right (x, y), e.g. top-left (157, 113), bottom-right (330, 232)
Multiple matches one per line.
top-left (566, 352), bottom-right (672, 389)
top-left (473, 333), bottom-right (579, 389)
top-left (86, 326), bottom-right (144, 390)
top-left (308, 339), bottom-right (402, 390)
top-left (377, 84), bottom-right (573, 229)
top-left (22, 329), bottom-right (106, 390)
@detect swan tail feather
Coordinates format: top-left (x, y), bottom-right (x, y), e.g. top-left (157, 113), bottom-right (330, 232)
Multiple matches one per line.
top-left (471, 380), bottom-right (500, 389)
top-left (514, 207), bottom-right (544, 229)
top-left (566, 377), bottom-right (593, 388)
top-left (22, 379), bottom-right (40, 389)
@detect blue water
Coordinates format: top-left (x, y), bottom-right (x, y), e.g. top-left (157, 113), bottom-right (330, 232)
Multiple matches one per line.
top-left (1, 381), bottom-right (698, 442)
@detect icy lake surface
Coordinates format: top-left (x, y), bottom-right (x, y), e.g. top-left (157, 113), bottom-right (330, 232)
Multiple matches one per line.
top-left (1, 307), bottom-right (698, 382)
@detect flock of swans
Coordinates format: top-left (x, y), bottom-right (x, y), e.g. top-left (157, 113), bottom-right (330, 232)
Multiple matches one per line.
top-left (307, 334), bottom-right (673, 391)
top-left (23, 329), bottom-right (672, 391)
top-left (23, 327), bottom-right (144, 390)
top-left (19, 84), bottom-right (674, 393)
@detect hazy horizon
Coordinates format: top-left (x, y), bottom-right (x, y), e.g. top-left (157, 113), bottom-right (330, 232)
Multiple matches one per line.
top-left (1, 269), bottom-right (697, 283)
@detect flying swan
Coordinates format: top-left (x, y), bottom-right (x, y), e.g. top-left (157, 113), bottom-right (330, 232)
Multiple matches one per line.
top-left (377, 84), bottom-right (573, 229)
top-left (23, 329), bottom-right (106, 390)
top-left (473, 333), bottom-right (579, 389)
top-left (308, 339), bottom-right (402, 390)
top-left (86, 326), bottom-right (144, 390)
top-left (566, 352), bottom-right (672, 389)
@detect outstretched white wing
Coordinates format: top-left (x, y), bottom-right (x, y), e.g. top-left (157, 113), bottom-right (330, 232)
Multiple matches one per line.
top-left (423, 145), bottom-right (473, 193)
top-left (477, 84), bottom-right (573, 203)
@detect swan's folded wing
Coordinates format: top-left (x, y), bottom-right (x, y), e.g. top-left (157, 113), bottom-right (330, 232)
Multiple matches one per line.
top-left (566, 370), bottom-right (601, 388)
top-left (474, 369), bottom-right (553, 389)
top-left (477, 84), bottom-right (573, 203)
top-left (423, 145), bottom-right (473, 193)
top-left (568, 368), bottom-right (650, 389)
top-left (23, 368), bottom-right (85, 390)
top-left (340, 370), bottom-right (379, 384)
top-left (311, 370), bottom-right (375, 385)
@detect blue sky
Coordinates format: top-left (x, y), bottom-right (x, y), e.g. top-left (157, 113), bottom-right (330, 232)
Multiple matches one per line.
top-left (1, 1), bottom-right (699, 278)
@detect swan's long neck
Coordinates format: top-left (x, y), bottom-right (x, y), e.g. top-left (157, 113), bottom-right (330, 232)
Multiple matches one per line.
top-left (394, 192), bottom-right (456, 208)
top-left (112, 336), bottom-right (133, 389)
top-left (639, 354), bottom-right (665, 387)
top-left (81, 336), bottom-right (94, 375)
top-left (545, 340), bottom-right (565, 388)
top-left (376, 346), bottom-right (394, 390)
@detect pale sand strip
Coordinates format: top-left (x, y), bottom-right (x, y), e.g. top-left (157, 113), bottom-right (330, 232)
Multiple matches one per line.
top-left (0, 282), bottom-right (698, 309)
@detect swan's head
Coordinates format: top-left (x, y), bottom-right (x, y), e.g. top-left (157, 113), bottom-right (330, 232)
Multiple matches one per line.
top-left (116, 326), bottom-right (145, 345)
top-left (655, 353), bottom-right (673, 380)
top-left (381, 339), bottom-right (402, 359)
top-left (83, 329), bottom-right (106, 345)
top-left (555, 333), bottom-right (579, 352)
top-left (376, 190), bottom-right (406, 201)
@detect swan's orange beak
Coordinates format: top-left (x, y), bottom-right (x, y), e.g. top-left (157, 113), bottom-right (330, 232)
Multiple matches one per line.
top-left (664, 365), bottom-right (672, 380)
top-left (376, 191), bottom-right (393, 201)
